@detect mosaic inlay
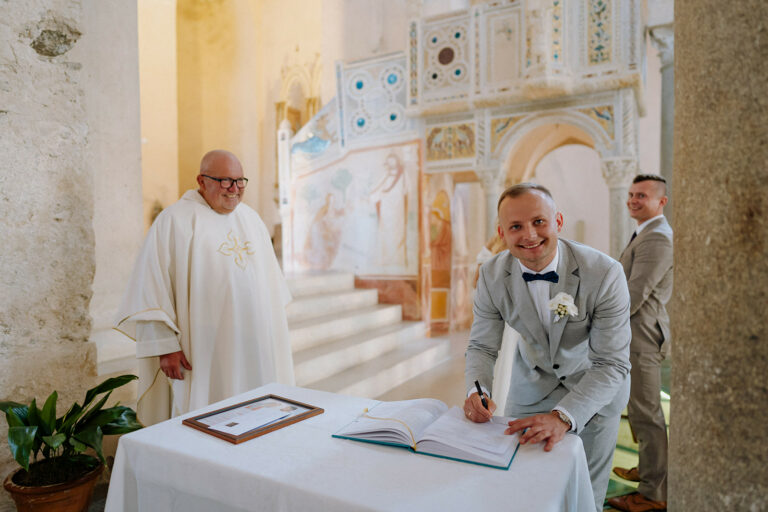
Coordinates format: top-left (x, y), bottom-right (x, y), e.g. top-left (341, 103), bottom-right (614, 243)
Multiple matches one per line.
top-left (552, 0), bottom-right (562, 63)
top-left (588, 0), bottom-right (612, 65)
top-left (578, 105), bottom-right (615, 139)
top-left (426, 123), bottom-right (476, 161)
top-left (490, 115), bottom-right (525, 153)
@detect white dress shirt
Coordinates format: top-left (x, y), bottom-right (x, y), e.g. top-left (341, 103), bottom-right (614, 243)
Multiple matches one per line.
top-left (470, 248), bottom-right (575, 431)
top-left (517, 249), bottom-right (575, 431)
top-left (635, 214), bottom-right (665, 235)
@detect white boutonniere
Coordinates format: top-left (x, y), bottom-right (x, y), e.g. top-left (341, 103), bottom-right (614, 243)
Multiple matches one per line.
top-left (548, 292), bottom-right (578, 322)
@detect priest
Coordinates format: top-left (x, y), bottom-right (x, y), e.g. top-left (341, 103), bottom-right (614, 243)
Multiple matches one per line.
top-left (115, 150), bottom-right (294, 425)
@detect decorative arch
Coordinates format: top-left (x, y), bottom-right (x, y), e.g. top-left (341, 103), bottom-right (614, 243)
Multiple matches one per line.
top-left (494, 109), bottom-right (614, 184)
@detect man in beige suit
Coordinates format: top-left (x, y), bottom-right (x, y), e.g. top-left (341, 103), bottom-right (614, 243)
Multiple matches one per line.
top-left (608, 175), bottom-right (673, 512)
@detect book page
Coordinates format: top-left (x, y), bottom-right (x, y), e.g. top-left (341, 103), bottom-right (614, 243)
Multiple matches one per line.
top-left (335, 398), bottom-right (448, 447)
top-left (415, 407), bottom-right (520, 467)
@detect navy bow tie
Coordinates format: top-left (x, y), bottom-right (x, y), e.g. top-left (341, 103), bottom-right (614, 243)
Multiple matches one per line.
top-left (522, 271), bottom-right (559, 283)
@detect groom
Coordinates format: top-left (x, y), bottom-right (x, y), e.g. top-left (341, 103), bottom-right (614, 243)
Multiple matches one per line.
top-left (464, 183), bottom-right (631, 511)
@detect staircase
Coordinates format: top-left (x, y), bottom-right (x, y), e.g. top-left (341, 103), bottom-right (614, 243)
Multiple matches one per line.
top-left (286, 272), bottom-right (450, 398)
top-left (94, 272), bottom-right (450, 400)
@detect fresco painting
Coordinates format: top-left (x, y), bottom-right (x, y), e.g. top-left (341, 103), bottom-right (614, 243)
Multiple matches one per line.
top-left (292, 142), bottom-right (420, 276)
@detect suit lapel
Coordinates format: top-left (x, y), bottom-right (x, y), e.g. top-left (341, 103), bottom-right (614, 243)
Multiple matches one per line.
top-left (621, 217), bottom-right (665, 259)
top-left (548, 241), bottom-right (580, 359)
top-left (504, 259), bottom-right (548, 347)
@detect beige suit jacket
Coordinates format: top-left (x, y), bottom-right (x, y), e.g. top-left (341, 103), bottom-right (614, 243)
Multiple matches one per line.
top-left (619, 216), bottom-right (674, 354)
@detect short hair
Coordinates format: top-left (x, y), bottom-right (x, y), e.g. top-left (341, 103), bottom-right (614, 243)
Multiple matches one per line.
top-left (497, 183), bottom-right (554, 212)
top-left (633, 174), bottom-right (666, 185)
top-left (632, 174), bottom-right (667, 194)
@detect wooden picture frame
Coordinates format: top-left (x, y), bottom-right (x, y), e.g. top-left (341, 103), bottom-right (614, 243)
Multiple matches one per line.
top-left (182, 394), bottom-right (324, 444)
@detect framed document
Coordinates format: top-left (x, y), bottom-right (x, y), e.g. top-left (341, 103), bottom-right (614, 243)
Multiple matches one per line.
top-left (182, 394), bottom-right (324, 444)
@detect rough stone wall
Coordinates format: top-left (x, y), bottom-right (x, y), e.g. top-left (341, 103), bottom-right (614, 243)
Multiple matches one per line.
top-left (672, 0), bottom-right (768, 509)
top-left (0, 1), bottom-right (97, 505)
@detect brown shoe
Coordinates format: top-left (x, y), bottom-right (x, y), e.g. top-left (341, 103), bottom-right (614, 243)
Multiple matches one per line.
top-left (607, 492), bottom-right (667, 511)
top-left (613, 466), bottom-right (640, 482)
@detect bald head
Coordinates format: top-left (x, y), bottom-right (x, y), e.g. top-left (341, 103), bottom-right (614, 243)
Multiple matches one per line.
top-left (196, 150), bottom-right (245, 214)
top-left (200, 150), bottom-right (242, 175)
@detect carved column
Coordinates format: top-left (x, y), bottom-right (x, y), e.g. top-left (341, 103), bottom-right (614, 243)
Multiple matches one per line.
top-left (476, 167), bottom-right (506, 240)
top-left (601, 157), bottom-right (637, 258)
top-left (277, 119), bottom-right (293, 271)
top-left (649, 23), bottom-right (675, 225)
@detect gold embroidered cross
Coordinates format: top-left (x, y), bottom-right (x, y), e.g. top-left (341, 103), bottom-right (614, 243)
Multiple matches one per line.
top-left (217, 230), bottom-right (255, 269)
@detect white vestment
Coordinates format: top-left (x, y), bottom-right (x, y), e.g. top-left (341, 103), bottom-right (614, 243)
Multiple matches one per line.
top-left (115, 190), bottom-right (294, 425)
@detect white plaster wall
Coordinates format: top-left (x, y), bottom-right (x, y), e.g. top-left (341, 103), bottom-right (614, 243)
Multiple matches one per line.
top-left (138, 0), bottom-right (179, 230)
top-left (80, 0), bottom-right (143, 333)
top-left (533, 145), bottom-right (610, 255)
top-left (638, 35), bottom-right (662, 175)
top-left (256, 0), bottom-right (323, 233)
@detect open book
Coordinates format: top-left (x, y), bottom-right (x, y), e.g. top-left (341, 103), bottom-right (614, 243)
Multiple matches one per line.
top-left (332, 398), bottom-right (520, 470)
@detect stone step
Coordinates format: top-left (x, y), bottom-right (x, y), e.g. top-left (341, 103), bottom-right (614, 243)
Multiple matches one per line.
top-left (307, 337), bottom-right (451, 398)
top-left (294, 321), bottom-right (426, 386)
top-left (286, 288), bottom-right (379, 324)
top-left (289, 304), bottom-right (403, 353)
top-left (285, 272), bottom-right (355, 298)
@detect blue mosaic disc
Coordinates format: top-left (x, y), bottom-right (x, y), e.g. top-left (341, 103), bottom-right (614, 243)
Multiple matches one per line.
top-left (356, 118), bottom-right (366, 127)
top-left (387, 73), bottom-right (398, 84)
top-left (356, 80), bottom-right (364, 90)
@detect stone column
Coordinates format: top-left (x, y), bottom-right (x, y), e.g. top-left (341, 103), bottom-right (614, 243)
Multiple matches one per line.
top-left (476, 167), bottom-right (505, 240)
top-left (0, 0), bottom-right (141, 500)
top-left (649, 24), bottom-right (674, 225)
top-left (600, 157), bottom-right (636, 259)
top-left (672, 1), bottom-right (768, 510)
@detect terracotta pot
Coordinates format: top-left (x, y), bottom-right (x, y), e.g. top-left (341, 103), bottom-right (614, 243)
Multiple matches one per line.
top-left (3, 463), bottom-right (103, 512)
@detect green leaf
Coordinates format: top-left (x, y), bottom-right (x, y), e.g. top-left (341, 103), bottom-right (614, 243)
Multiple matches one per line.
top-left (0, 401), bottom-right (25, 414)
top-left (27, 401), bottom-right (44, 458)
top-left (42, 433), bottom-right (66, 450)
top-left (40, 391), bottom-right (58, 434)
top-left (58, 401), bottom-right (84, 433)
top-left (82, 375), bottom-right (138, 409)
top-left (68, 437), bottom-right (87, 453)
top-left (76, 391), bottom-right (112, 430)
top-left (5, 408), bottom-right (27, 428)
top-left (8, 425), bottom-right (37, 471)
top-left (74, 425), bottom-right (104, 462)
top-left (101, 407), bottom-right (143, 435)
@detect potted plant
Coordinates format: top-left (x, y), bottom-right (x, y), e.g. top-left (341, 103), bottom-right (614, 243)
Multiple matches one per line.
top-left (1, 374), bottom-right (142, 512)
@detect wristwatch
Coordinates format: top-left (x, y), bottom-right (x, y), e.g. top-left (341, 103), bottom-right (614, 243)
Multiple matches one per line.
top-left (551, 409), bottom-right (572, 431)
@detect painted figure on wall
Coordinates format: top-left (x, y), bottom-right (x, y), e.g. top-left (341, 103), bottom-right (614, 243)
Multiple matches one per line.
top-left (370, 152), bottom-right (409, 268)
top-left (429, 190), bottom-right (452, 281)
top-left (301, 192), bottom-right (345, 270)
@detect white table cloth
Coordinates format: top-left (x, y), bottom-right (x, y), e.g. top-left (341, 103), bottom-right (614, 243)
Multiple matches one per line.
top-left (105, 383), bottom-right (594, 512)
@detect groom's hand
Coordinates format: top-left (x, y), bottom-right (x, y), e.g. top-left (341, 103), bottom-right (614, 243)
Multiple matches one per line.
top-left (463, 393), bottom-right (496, 423)
top-left (505, 413), bottom-right (569, 451)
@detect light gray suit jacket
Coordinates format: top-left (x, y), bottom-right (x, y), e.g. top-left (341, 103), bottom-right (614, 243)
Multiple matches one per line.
top-left (619, 216), bottom-right (673, 354)
top-left (465, 239), bottom-right (631, 433)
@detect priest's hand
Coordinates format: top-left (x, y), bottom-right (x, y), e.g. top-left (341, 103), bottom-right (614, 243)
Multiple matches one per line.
top-left (463, 392), bottom-right (496, 423)
top-left (159, 351), bottom-right (192, 380)
top-left (505, 413), bottom-right (569, 452)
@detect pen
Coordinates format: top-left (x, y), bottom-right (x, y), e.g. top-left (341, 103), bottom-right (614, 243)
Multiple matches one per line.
top-left (474, 380), bottom-right (488, 410)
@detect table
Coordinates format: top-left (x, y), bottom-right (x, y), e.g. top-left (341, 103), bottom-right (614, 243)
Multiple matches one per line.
top-left (105, 383), bottom-right (595, 512)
